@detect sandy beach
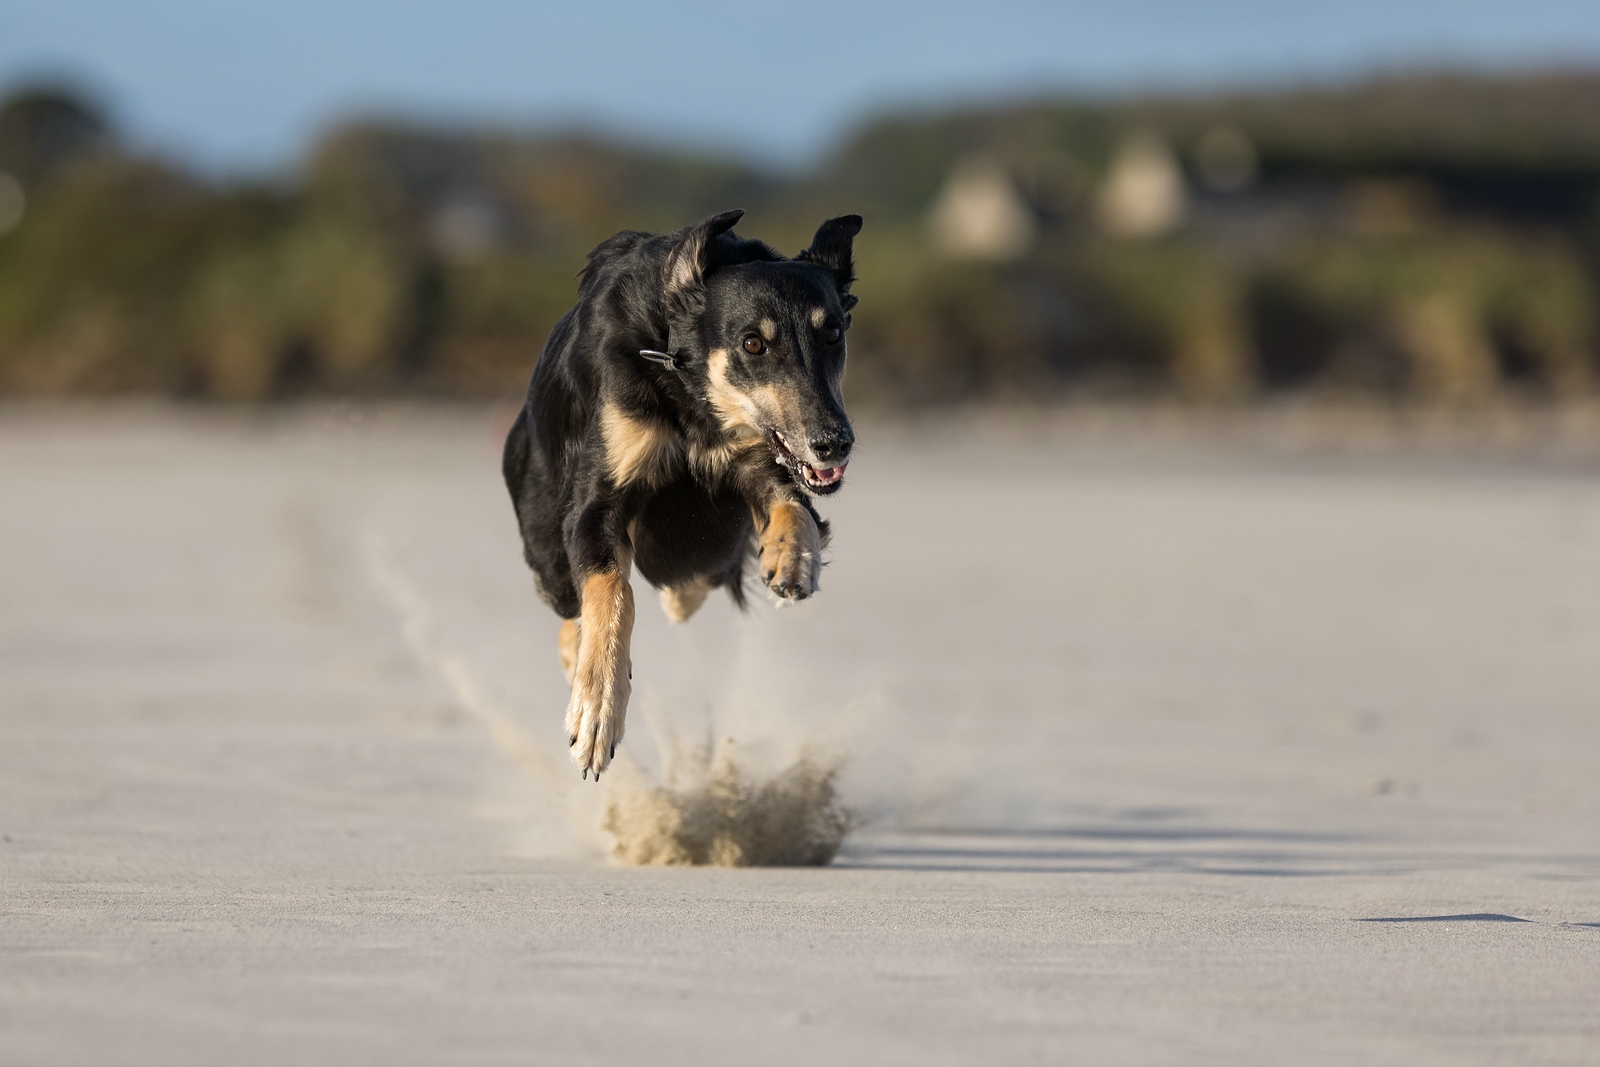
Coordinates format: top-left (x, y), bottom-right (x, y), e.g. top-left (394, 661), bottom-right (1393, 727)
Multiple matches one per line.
top-left (2, 404), bottom-right (1598, 1065)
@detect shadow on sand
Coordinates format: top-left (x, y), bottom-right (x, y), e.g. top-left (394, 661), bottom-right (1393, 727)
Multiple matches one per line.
top-left (835, 821), bottom-right (1600, 883)
top-left (1357, 913), bottom-right (1531, 923)
top-left (834, 823), bottom-right (1391, 877)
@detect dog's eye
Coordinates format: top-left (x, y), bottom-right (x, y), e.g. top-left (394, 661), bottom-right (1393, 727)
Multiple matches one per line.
top-left (741, 335), bottom-right (766, 356)
top-left (822, 326), bottom-right (842, 345)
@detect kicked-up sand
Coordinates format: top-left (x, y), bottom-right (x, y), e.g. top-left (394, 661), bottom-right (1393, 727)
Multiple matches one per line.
top-left (600, 740), bottom-right (852, 867)
top-left (1, 402), bottom-right (1599, 1065)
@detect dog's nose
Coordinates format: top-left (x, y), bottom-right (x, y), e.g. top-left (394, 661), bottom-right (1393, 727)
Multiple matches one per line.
top-left (809, 433), bottom-right (853, 466)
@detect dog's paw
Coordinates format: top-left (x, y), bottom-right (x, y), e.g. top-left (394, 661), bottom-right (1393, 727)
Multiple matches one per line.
top-left (759, 501), bottom-right (822, 601)
top-left (565, 666), bottom-right (627, 780)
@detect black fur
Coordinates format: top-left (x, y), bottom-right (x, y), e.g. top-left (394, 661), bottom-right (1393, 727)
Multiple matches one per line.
top-left (503, 210), bottom-right (863, 621)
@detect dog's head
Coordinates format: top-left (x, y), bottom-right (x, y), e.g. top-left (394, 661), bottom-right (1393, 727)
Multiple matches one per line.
top-left (663, 210), bottom-right (862, 496)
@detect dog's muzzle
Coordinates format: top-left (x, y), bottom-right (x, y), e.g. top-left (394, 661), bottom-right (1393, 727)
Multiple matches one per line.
top-left (771, 430), bottom-right (852, 493)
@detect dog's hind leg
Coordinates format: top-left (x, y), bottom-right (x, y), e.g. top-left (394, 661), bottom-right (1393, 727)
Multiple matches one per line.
top-left (558, 618), bottom-right (580, 684)
top-left (565, 552), bottom-right (634, 779)
top-left (659, 576), bottom-right (713, 624)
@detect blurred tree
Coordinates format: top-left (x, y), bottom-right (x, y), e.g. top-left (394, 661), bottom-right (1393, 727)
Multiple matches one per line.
top-left (0, 87), bottom-right (111, 189)
top-left (1, 72), bottom-right (1598, 405)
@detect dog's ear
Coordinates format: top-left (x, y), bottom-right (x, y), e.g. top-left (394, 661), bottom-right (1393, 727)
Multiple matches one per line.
top-left (663, 209), bottom-right (745, 295)
top-left (797, 214), bottom-right (863, 307)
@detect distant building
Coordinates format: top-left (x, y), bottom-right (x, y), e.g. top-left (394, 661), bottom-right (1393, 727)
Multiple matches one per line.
top-left (1095, 130), bottom-right (1186, 238)
top-left (927, 153), bottom-right (1037, 261)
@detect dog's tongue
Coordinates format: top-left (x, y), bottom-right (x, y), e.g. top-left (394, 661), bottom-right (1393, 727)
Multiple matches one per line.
top-left (809, 463), bottom-right (846, 484)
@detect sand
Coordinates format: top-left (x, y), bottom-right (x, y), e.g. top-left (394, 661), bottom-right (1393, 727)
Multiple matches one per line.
top-left (600, 741), bottom-right (851, 867)
top-left (2, 403), bottom-right (1598, 1065)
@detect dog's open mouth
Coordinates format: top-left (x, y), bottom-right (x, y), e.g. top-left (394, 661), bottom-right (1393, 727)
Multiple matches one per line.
top-left (770, 430), bottom-right (847, 494)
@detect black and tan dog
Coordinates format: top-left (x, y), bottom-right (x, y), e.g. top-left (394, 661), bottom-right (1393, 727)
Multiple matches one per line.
top-left (503, 209), bottom-right (862, 779)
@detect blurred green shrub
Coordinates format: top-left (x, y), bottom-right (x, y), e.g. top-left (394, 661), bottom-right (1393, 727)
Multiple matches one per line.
top-left (0, 73), bottom-right (1597, 404)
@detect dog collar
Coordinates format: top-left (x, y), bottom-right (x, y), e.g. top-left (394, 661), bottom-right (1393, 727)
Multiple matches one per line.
top-left (640, 325), bottom-right (686, 371)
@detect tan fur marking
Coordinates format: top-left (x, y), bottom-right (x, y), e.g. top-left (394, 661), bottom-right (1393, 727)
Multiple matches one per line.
top-left (748, 384), bottom-right (787, 422)
top-left (810, 306), bottom-right (827, 329)
top-left (600, 402), bottom-right (681, 488)
top-left (687, 435), bottom-right (762, 480)
top-left (665, 232), bottom-right (705, 293)
top-left (705, 349), bottom-right (765, 435)
top-left (758, 318), bottom-right (778, 341)
top-left (660, 576), bottom-right (714, 624)
top-left (558, 618), bottom-right (580, 685)
top-left (757, 500), bottom-right (822, 600)
top-left (566, 553), bottom-right (635, 778)
top-left (705, 348), bottom-right (811, 444)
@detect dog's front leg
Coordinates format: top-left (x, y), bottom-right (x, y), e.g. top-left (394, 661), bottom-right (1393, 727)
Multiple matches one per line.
top-left (565, 548), bottom-right (634, 779)
top-left (756, 496), bottom-right (824, 601)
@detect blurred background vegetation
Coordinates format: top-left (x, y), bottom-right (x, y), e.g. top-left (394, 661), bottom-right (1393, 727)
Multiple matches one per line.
top-left (3, 71), bottom-right (1600, 406)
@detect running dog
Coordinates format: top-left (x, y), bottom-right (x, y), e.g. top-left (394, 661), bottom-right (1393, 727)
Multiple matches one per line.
top-left (503, 209), bottom-right (862, 779)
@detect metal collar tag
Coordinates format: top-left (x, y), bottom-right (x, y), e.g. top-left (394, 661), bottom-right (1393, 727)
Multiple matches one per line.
top-left (640, 323), bottom-right (687, 370)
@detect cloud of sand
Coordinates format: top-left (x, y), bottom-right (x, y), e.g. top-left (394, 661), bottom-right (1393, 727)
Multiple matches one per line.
top-left (601, 737), bottom-right (854, 867)
top-left (365, 531), bottom-right (858, 866)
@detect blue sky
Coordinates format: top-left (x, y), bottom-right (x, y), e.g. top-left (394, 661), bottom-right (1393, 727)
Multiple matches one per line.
top-left (5, 0), bottom-right (1600, 175)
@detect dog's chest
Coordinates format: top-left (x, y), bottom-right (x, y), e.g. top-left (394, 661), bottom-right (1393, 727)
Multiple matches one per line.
top-left (599, 402), bottom-right (757, 489)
